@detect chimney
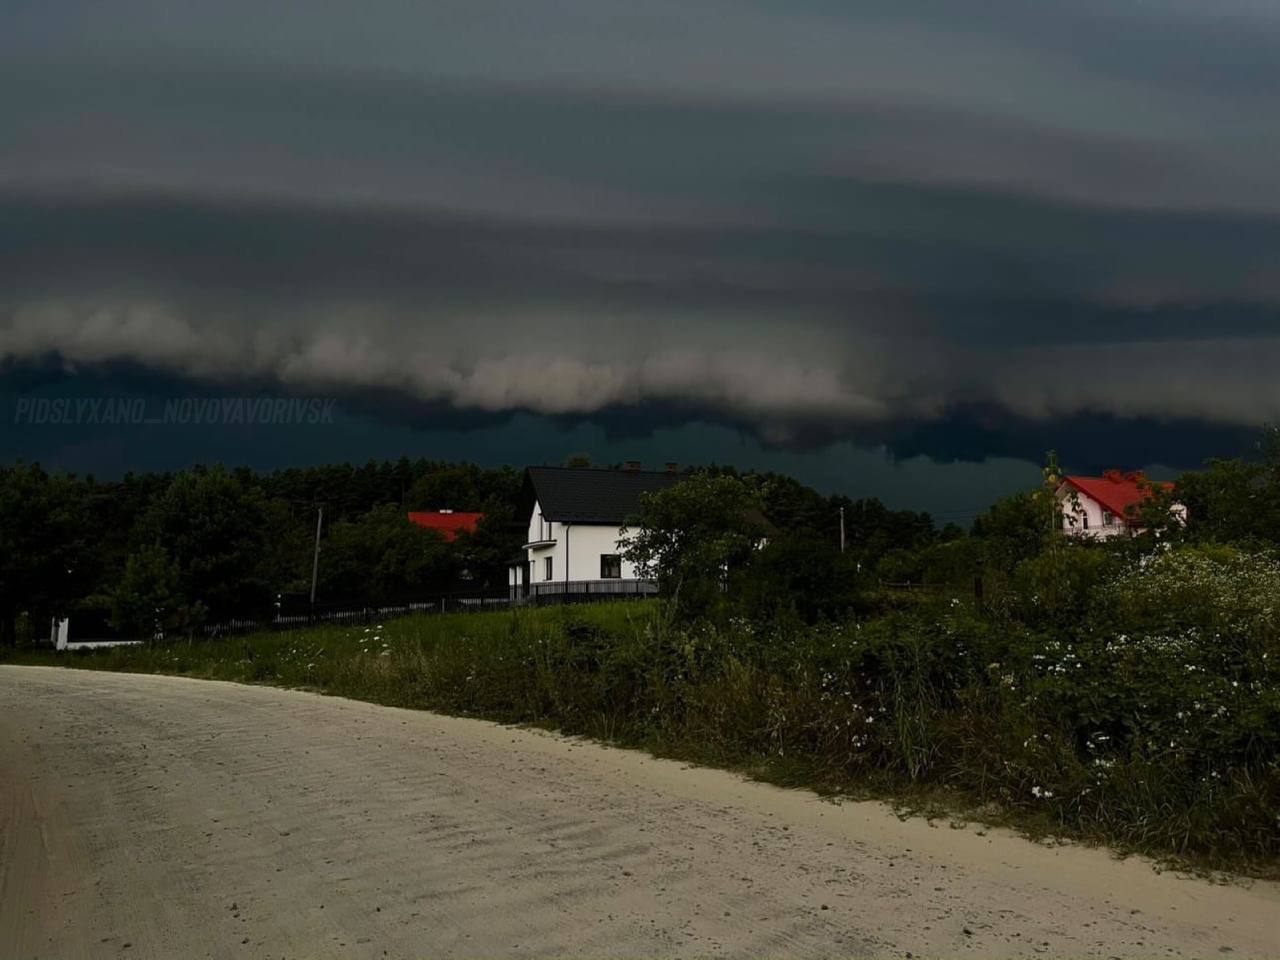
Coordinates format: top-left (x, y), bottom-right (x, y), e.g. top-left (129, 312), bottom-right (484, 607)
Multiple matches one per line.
top-left (665, 461), bottom-right (678, 473)
top-left (624, 460), bottom-right (642, 472)
top-left (1124, 470), bottom-right (1146, 483)
top-left (1102, 469), bottom-right (1123, 482)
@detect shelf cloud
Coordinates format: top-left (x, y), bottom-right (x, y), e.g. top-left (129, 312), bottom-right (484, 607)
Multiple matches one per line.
top-left (3, 0), bottom-right (1279, 456)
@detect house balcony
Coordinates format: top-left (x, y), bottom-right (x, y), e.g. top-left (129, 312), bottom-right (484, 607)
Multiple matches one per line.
top-left (510, 578), bottom-right (659, 602)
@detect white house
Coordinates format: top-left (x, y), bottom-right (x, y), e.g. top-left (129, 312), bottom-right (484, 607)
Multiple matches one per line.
top-left (1055, 470), bottom-right (1186, 539)
top-left (509, 464), bottom-right (684, 599)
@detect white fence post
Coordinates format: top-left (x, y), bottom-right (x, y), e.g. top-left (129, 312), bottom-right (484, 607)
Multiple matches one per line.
top-left (51, 617), bottom-right (69, 651)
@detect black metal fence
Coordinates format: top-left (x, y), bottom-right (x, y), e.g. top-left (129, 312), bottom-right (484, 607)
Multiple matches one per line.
top-left (59, 580), bottom-right (659, 644)
top-left (257, 594), bottom-right (514, 635)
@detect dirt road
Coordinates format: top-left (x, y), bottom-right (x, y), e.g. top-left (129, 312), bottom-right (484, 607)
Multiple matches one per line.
top-left (2, 666), bottom-right (1277, 959)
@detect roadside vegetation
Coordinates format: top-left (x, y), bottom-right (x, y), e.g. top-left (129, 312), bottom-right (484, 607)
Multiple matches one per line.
top-left (9, 540), bottom-right (1279, 876)
top-left (5, 433), bottom-right (1280, 876)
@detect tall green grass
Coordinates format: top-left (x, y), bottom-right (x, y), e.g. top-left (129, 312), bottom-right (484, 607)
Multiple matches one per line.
top-left (10, 577), bottom-right (1278, 876)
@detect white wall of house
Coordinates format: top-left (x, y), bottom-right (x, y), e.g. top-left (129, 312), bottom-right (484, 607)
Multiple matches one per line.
top-left (527, 500), bottom-right (554, 547)
top-left (1056, 485), bottom-right (1188, 540)
top-left (557, 523), bottom-right (640, 581)
top-left (520, 499), bottom-right (641, 583)
top-left (1057, 489), bottom-right (1129, 539)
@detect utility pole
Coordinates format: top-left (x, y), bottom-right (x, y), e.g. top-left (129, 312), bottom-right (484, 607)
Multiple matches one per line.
top-left (839, 505), bottom-right (846, 553)
top-left (309, 504), bottom-right (324, 615)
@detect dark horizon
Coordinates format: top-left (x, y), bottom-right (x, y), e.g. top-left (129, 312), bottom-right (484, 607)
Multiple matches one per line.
top-left (4, 1), bottom-right (1277, 508)
top-left (7, 374), bottom-right (1248, 522)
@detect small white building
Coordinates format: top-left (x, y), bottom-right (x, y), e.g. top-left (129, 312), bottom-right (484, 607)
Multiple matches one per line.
top-left (509, 464), bottom-right (684, 599)
top-left (1056, 470), bottom-right (1186, 539)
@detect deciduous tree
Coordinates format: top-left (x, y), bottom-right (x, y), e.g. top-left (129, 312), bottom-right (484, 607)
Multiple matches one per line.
top-left (621, 473), bottom-right (766, 620)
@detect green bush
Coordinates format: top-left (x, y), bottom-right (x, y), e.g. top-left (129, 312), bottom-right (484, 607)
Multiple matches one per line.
top-left (734, 537), bottom-right (862, 623)
top-left (875, 547), bottom-right (923, 584)
top-left (920, 537), bottom-right (984, 587)
top-left (15, 561), bottom-right (1280, 873)
top-left (993, 544), bottom-right (1119, 630)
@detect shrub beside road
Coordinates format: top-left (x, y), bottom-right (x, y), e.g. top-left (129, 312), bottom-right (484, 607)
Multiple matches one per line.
top-left (11, 545), bottom-right (1279, 878)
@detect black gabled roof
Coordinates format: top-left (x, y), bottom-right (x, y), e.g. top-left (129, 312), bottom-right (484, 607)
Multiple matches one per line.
top-left (523, 466), bottom-right (685, 525)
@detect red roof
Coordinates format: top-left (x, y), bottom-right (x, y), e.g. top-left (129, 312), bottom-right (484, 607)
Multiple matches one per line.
top-left (1060, 471), bottom-right (1174, 523)
top-left (406, 511), bottom-right (483, 541)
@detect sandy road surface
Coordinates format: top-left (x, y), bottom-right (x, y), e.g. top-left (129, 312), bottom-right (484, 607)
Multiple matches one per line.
top-left (2, 666), bottom-right (1277, 959)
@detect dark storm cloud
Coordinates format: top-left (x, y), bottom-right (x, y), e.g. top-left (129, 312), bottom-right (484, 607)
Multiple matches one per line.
top-left (2, 0), bottom-right (1280, 457)
top-left (5, 185), bottom-right (1278, 434)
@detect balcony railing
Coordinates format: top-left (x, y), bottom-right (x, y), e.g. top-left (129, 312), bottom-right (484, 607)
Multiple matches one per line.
top-left (512, 578), bottom-right (658, 602)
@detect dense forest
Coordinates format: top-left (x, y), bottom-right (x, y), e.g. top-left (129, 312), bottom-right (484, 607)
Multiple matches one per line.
top-left (5, 427), bottom-right (1279, 645)
top-left (0, 455), bottom-right (938, 644)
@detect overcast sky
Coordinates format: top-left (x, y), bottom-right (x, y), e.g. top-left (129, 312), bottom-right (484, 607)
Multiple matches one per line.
top-left (3, 1), bottom-right (1277, 509)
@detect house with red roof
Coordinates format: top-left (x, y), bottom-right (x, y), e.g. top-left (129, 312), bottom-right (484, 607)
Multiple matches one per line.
top-left (407, 510), bottom-right (483, 541)
top-left (1055, 470), bottom-right (1185, 539)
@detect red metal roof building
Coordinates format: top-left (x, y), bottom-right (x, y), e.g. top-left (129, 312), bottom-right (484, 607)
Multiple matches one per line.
top-left (1056, 470), bottom-right (1180, 537)
top-left (406, 510), bottom-right (483, 541)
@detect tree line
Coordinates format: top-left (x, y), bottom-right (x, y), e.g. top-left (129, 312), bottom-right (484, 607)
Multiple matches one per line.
top-left (623, 429), bottom-right (1280, 624)
top-left (6, 430), bottom-right (1276, 644)
top-left (0, 459), bottom-right (523, 644)
top-left (0, 456), bottom-right (938, 644)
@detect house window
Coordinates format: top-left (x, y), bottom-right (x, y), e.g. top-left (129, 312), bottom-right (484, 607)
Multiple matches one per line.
top-left (1103, 511), bottom-right (1114, 526)
top-left (544, 556), bottom-right (554, 581)
top-left (600, 554), bottom-right (622, 579)
top-left (1082, 515), bottom-right (1089, 530)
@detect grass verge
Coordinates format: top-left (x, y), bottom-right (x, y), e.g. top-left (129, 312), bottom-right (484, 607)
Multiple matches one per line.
top-left (6, 597), bottom-right (1277, 879)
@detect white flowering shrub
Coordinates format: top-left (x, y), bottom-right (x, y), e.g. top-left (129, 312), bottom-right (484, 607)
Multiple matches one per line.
top-left (1075, 547), bottom-right (1279, 764)
top-left (1012, 545), bottom-right (1280, 859)
top-left (1102, 544), bottom-right (1280, 651)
